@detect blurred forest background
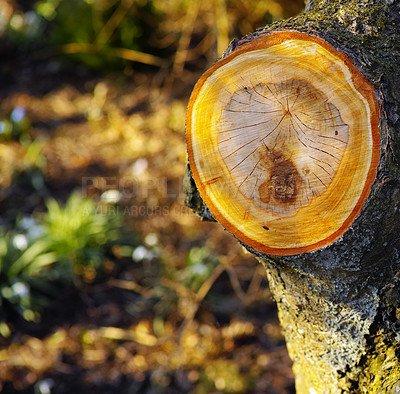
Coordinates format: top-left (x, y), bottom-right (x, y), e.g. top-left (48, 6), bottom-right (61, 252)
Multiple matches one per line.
top-left (0, 0), bottom-right (305, 392)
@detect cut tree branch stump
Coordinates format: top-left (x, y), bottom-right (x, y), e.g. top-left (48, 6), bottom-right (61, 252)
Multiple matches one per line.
top-left (184, 0), bottom-right (400, 392)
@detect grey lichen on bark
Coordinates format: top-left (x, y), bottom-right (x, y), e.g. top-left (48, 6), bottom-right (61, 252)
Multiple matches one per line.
top-left (184, 0), bottom-right (400, 392)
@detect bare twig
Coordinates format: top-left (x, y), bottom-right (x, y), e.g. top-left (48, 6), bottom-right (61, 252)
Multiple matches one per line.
top-left (214, 0), bottom-right (230, 56)
top-left (172, 1), bottom-right (200, 74)
top-left (108, 278), bottom-right (154, 298)
top-left (95, 0), bottom-right (134, 46)
top-left (220, 256), bottom-right (247, 302)
top-left (62, 43), bottom-right (164, 66)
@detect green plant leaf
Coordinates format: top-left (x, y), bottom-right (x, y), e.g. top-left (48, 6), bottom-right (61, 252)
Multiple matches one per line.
top-left (8, 239), bottom-right (53, 278)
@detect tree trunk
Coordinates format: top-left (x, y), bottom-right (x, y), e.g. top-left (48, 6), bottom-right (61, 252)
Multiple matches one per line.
top-left (184, 0), bottom-right (400, 392)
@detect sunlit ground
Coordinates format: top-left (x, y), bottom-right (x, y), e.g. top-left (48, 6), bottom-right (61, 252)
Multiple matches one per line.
top-left (0, 0), bottom-right (304, 392)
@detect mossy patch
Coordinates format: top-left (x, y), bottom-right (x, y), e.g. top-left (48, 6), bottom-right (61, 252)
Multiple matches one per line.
top-left (358, 337), bottom-right (400, 393)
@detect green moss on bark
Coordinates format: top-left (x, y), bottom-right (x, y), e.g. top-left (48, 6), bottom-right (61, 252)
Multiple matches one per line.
top-left (358, 335), bottom-right (400, 393)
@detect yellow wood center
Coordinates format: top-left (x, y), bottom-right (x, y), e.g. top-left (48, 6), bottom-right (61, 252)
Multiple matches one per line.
top-left (218, 80), bottom-right (349, 216)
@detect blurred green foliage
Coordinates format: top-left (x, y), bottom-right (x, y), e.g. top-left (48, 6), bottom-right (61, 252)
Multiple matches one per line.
top-left (0, 106), bottom-right (31, 142)
top-left (41, 0), bottom-right (158, 48)
top-left (3, 0), bottom-right (305, 71)
top-left (0, 191), bottom-right (133, 336)
top-left (43, 192), bottom-right (122, 282)
top-left (0, 230), bottom-right (57, 330)
top-left (184, 246), bottom-right (219, 292)
top-left (5, 0), bottom-right (162, 69)
top-left (3, 8), bottom-right (45, 48)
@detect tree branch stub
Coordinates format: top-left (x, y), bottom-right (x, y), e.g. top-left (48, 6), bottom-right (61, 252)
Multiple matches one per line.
top-left (184, 1), bottom-right (400, 392)
top-left (186, 31), bottom-right (380, 256)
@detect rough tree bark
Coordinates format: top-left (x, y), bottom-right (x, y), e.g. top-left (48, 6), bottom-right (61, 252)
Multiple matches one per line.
top-left (184, 0), bottom-right (400, 392)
